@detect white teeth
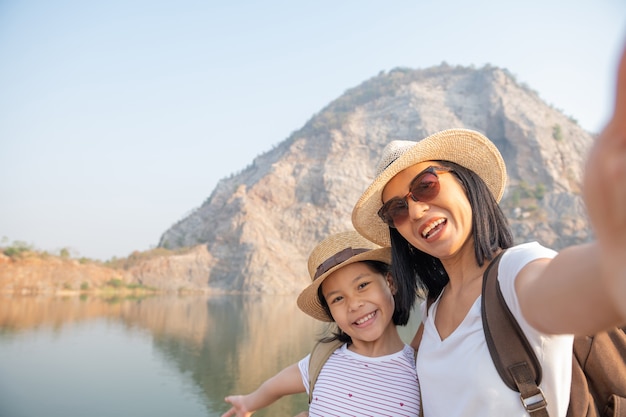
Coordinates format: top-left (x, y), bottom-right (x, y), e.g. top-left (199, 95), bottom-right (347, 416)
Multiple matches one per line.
top-left (355, 312), bottom-right (375, 325)
top-left (422, 219), bottom-right (445, 238)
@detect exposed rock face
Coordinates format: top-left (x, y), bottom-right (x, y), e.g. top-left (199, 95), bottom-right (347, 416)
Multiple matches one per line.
top-left (125, 245), bottom-right (215, 292)
top-left (156, 64), bottom-right (594, 293)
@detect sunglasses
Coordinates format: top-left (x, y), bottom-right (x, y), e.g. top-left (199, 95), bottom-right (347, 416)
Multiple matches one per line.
top-left (377, 166), bottom-right (453, 228)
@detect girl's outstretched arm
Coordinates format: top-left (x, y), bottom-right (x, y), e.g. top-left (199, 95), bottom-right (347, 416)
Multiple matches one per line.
top-left (221, 363), bottom-right (306, 417)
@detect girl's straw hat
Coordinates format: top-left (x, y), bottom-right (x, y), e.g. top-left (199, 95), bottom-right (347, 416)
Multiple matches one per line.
top-left (351, 128), bottom-right (507, 247)
top-left (297, 230), bottom-right (392, 322)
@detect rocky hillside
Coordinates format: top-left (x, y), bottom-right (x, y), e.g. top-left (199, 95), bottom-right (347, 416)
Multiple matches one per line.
top-left (0, 252), bottom-right (130, 294)
top-left (151, 63), bottom-right (593, 294)
top-left (2, 64), bottom-right (592, 295)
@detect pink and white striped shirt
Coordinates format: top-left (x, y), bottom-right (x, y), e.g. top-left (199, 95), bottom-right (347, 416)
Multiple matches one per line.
top-left (298, 343), bottom-right (420, 417)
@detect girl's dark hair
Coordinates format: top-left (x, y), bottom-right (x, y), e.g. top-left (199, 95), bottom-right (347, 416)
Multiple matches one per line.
top-left (317, 259), bottom-right (411, 344)
top-left (390, 160), bottom-right (514, 301)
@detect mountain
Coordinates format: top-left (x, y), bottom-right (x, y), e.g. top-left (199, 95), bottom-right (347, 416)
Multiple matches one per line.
top-left (147, 63), bottom-right (594, 294)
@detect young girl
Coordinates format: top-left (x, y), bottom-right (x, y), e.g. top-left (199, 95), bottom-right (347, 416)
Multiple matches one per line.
top-left (221, 230), bottom-right (420, 417)
top-left (350, 44), bottom-right (626, 415)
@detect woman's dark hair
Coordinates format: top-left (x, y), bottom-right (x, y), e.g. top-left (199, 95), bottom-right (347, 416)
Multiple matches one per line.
top-left (390, 160), bottom-right (514, 301)
top-left (317, 259), bottom-right (410, 344)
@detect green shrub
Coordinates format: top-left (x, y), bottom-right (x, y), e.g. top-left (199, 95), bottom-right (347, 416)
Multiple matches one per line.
top-left (2, 241), bottom-right (32, 258)
top-left (510, 189), bottom-right (521, 206)
top-left (534, 183), bottom-right (546, 200)
top-left (106, 278), bottom-right (124, 288)
top-left (552, 124), bottom-right (563, 141)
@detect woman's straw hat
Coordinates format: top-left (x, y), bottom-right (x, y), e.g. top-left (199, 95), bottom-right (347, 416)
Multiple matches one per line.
top-left (297, 230), bottom-right (392, 322)
top-left (351, 128), bottom-right (507, 247)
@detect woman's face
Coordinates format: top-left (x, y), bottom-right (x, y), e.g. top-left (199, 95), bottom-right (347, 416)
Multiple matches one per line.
top-left (381, 161), bottom-right (473, 260)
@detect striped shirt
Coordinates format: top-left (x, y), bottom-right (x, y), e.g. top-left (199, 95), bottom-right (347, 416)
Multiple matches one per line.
top-left (298, 343), bottom-right (420, 417)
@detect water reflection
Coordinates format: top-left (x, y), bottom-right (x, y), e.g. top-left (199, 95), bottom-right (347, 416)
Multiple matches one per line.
top-left (0, 294), bottom-right (421, 417)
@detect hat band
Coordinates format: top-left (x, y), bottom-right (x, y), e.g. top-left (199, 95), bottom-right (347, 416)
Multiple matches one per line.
top-left (314, 247), bottom-right (369, 280)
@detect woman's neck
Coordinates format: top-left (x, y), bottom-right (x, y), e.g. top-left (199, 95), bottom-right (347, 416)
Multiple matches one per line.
top-left (441, 245), bottom-right (502, 293)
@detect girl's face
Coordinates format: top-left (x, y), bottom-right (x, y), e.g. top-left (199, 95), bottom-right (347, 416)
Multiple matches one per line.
top-left (381, 161), bottom-right (473, 260)
top-left (321, 262), bottom-right (396, 344)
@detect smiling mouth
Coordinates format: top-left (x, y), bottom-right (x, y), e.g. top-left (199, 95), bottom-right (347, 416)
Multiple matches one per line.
top-left (354, 311), bottom-right (376, 325)
top-left (422, 218), bottom-right (446, 238)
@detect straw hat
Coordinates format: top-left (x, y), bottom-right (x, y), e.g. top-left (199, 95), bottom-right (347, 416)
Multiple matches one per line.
top-left (297, 230), bottom-right (392, 322)
top-left (351, 128), bottom-right (507, 247)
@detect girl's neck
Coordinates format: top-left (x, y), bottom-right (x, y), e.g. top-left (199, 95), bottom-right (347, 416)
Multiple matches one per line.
top-left (348, 327), bottom-right (405, 357)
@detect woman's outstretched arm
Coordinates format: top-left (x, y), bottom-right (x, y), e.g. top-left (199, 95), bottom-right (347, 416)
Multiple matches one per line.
top-left (517, 43), bottom-right (626, 336)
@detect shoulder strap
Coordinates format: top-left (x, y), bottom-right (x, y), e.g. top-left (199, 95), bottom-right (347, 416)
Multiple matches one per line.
top-left (307, 339), bottom-right (343, 403)
top-left (481, 250), bottom-right (549, 416)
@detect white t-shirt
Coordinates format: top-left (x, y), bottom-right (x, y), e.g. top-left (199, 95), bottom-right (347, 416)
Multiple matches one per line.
top-left (298, 343), bottom-right (421, 417)
top-left (417, 242), bottom-right (574, 416)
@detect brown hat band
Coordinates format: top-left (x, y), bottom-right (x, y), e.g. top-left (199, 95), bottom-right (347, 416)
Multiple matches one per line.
top-left (314, 247), bottom-right (369, 280)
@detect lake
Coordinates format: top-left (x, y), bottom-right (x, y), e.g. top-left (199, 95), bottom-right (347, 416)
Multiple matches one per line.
top-left (0, 294), bottom-right (422, 417)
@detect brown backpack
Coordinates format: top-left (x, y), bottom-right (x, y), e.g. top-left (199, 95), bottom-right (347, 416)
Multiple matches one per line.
top-left (482, 250), bottom-right (626, 417)
top-left (307, 339), bottom-right (343, 404)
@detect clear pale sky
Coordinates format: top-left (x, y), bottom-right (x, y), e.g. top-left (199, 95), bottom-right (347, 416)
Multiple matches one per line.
top-left (1, 1), bottom-right (625, 261)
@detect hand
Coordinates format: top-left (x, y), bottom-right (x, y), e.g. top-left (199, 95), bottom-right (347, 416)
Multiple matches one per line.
top-left (221, 395), bottom-right (253, 417)
top-left (583, 43), bottom-right (626, 319)
top-left (293, 412), bottom-right (310, 417)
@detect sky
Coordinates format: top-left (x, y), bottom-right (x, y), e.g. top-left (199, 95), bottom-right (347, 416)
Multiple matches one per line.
top-left (1, 1), bottom-right (625, 261)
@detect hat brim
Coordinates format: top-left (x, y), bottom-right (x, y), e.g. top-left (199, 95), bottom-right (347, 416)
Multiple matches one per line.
top-left (352, 129), bottom-right (507, 247)
top-left (297, 247), bottom-right (392, 322)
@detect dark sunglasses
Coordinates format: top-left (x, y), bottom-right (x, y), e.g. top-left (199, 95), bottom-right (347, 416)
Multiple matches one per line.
top-left (377, 166), bottom-right (453, 228)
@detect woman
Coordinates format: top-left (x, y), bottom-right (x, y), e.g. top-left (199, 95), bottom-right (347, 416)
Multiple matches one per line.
top-left (350, 46), bottom-right (626, 416)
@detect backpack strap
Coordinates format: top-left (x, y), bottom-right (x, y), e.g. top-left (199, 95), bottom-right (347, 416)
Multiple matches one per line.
top-left (307, 339), bottom-right (343, 403)
top-left (481, 250), bottom-right (549, 416)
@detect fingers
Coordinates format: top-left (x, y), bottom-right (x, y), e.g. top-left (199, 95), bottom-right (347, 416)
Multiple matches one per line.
top-left (614, 44), bottom-right (626, 123)
top-left (584, 41), bottom-right (626, 321)
top-left (220, 406), bottom-right (235, 417)
top-left (590, 43), bottom-right (626, 245)
top-left (221, 396), bottom-right (238, 417)
top-left (584, 41), bottom-right (626, 225)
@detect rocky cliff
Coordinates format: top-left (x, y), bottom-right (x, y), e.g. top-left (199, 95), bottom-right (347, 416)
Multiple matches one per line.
top-left (151, 64), bottom-right (594, 294)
